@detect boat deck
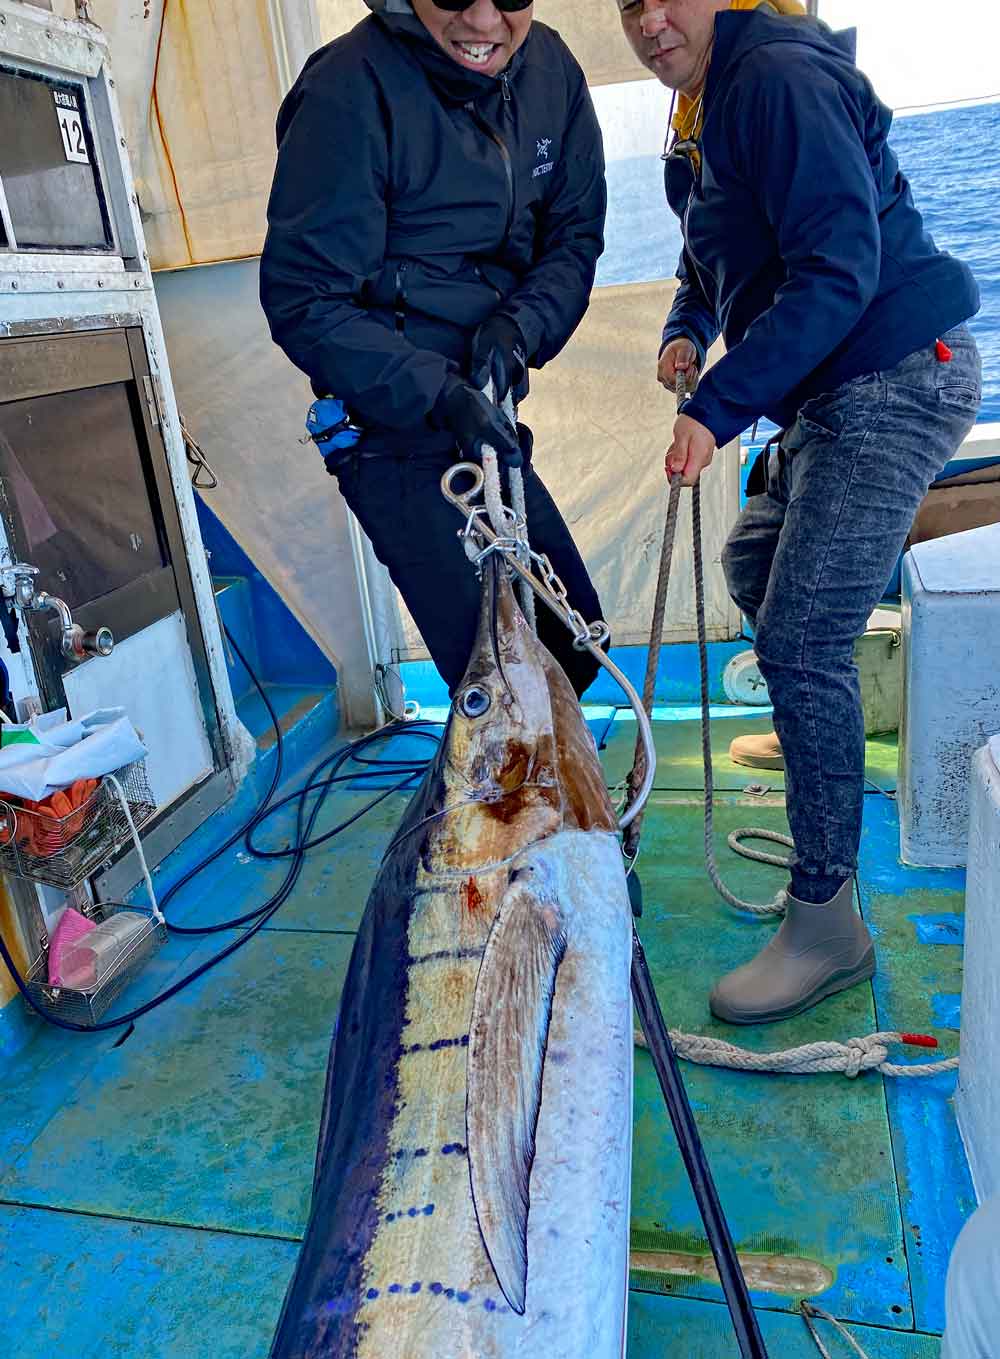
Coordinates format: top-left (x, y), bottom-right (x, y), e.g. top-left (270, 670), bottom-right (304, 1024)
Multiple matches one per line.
top-left (0, 705), bottom-right (970, 1357)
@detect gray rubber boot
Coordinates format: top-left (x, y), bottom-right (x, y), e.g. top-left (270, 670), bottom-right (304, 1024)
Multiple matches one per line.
top-left (709, 879), bottom-right (876, 1026)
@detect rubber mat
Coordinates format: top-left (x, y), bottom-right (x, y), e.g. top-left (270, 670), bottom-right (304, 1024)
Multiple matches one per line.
top-left (600, 710), bottom-right (900, 794)
top-left (0, 930), bottom-right (353, 1238)
top-left (631, 793), bottom-right (911, 1329)
top-left (0, 1204), bottom-right (297, 1359)
top-left (628, 1290), bottom-right (942, 1358)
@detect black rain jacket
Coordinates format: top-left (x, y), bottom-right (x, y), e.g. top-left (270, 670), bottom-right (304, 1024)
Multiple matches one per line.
top-left (260, 11), bottom-right (606, 454)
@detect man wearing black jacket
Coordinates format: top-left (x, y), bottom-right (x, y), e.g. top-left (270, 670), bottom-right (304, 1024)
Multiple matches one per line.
top-left (260, 0), bottom-right (608, 696)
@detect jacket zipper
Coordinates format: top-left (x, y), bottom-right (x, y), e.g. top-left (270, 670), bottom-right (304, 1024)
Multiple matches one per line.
top-left (467, 93), bottom-right (515, 244)
top-left (394, 261), bottom-right (408, 334)
top-left (682, 193), bottom-right (710, 305)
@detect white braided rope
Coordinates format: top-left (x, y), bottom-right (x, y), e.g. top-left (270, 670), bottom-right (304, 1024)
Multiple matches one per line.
top-left (500, 391), bottom-right (537, 633)
top-left (107, 773), bottom-right (163, 924)
top-left (801, 1302), bottom-right (873, 1359)
top-left (634, 1027), bottom-right (959, 1080)
top-left (479, 386), bottom-right (537, 632)
top-left (728, 826), bottom-right (796, 869)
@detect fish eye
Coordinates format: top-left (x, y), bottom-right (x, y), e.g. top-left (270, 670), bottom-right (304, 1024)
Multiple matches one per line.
top-left (458, 685), bottom-right (491, 719)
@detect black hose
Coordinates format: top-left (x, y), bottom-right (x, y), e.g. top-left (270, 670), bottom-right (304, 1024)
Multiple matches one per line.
top-left (0, 628), bottom-right (439, 1031)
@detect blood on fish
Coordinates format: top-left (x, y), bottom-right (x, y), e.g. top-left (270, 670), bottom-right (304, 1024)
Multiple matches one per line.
top-left (461, 877), bottom-right (486, 915)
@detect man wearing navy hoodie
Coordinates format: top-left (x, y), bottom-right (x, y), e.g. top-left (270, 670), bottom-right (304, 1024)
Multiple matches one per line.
top-left (620, 0), bottom-right (981, 1024)
top-left (261, 0), bottom-right (607, 700)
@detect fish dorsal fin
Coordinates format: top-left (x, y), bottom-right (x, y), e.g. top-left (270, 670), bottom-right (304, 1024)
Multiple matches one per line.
top-left (466, 860), bottom-right (567, 1315)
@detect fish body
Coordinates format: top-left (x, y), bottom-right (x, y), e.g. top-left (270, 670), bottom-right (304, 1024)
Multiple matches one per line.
top-left (270, 561), bottom-right (633, 1358)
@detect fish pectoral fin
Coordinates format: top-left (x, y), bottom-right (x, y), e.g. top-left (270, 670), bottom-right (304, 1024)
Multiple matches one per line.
top-left (467, 866), bottom-right (568, 1316)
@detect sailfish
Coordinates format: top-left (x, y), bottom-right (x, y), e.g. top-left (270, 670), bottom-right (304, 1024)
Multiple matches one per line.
top-left (269, 557), bottom-right (634, 1357)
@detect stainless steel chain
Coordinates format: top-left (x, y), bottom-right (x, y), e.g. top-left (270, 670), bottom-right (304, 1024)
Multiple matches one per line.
top-left (440, 460), bottom-right (655, 830)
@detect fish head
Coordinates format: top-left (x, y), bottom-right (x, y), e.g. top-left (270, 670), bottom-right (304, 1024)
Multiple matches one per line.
top-left (431, 556), bottom-right (618, 861)
top-left (443, 557), bottom-right (560, 815)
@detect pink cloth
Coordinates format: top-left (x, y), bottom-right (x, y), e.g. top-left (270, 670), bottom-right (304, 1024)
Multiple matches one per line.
top-left (47, 907), bottom-right (97, 987)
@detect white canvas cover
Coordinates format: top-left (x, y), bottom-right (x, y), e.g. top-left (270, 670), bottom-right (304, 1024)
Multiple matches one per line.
top-left (79, 0), bottom-right (739, 702)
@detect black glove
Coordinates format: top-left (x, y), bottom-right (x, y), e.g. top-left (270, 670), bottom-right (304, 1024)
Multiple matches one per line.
top-left (433, 376), bottom-right (523, 467)
top-left (469, 314), bottom-right (528, 405)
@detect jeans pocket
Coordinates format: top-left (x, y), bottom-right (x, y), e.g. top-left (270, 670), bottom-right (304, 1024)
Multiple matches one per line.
top-left (938, 384), bottom-right (982, 414)
top-left (796, 387), bottom-right (852, 441)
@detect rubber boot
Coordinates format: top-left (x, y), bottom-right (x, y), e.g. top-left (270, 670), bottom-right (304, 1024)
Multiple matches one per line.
top-left (709, 879), bottom-right (875, 1025)
top-left (729, 730), bottom-right (784, 771)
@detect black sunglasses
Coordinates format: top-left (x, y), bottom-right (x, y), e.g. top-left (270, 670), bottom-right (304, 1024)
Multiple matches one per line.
top-left (432, 0), bottom-right (533, 10)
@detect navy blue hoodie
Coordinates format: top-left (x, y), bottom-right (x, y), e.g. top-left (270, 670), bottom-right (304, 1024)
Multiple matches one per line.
top-left (663, 8), bottom-right (980, 446)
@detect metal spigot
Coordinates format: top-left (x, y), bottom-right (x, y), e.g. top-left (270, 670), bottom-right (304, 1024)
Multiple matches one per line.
top-left (0, 562), bottom-right (115, 664)
top-left (74, 626), bottom-right (115, 660)
top-left (32, 593), bottom-right (115, 663)
top-left (0, 563), bottom-right (40, 611)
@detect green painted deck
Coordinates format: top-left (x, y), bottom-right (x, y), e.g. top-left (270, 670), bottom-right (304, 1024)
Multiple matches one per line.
top-left (0, 710), bottom-right (969, 1357)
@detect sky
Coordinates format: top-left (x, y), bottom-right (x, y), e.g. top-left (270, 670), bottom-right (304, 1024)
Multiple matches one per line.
top-left (594, 0), bottom-right (1000, 162)
top-left (820, 0), bottom-right (1000, 110)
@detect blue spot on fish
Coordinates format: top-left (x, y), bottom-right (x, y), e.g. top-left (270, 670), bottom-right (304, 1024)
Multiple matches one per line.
top-left (484, 1299), bottom-right (497, 1313)
top-left (441, 1143), bottom-right (467, 1156)
top-left (386, 1203), bottom-right (435, 1224)
top-left (410, 1282), bottom-right (422, 1295)
top-left (409, 946), bottom-right (485, 967)
top-left (457, 1291), bottom-right (471, 1304)
top-left (388, 1285), bottom-right (402, 1295)
top-left (366, 1288), bottom-right (380, 1301)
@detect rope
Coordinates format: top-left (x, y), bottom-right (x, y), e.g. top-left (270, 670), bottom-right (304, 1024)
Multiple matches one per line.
top-left (729, 827), bottom-right (795, 869)
top-left (502, 387), bottom-right (536, 633)
top-left (621, 369), bottom-right (782, 913)
top-left (633, 1027), bottom-right (959, 1081)
top-left (479, 386), bottom-right (536, 632)
top-left (107, 773), bottom-right (163, 924)
top-left (622, 473), bottom-right (685, 861)
top-left (692, 481), bottom-right (787, 918)
top-left (800, 1302), bottom-right (873, 1359)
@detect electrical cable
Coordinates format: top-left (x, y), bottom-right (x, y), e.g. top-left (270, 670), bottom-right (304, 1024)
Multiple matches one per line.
top-left (0, 627), bottom-right (441, 1032)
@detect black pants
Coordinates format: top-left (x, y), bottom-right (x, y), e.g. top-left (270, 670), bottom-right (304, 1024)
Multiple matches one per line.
top-left (335, 453), bottom-right (605, 697)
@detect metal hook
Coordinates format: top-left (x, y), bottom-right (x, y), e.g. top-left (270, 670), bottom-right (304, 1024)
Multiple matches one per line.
top-left (439, 463), bottom-right (657, 830)
top-left (441, 461), bottom-right (486, 514)
top-left (180, 415), bottom-right (219, 491)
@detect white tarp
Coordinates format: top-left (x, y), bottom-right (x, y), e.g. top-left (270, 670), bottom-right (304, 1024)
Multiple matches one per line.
top-left (78, 0), bottom-right (283, 269)
top-left (315, 0), bottom-right (650, 89)
top-left (383, 281), bottom-right (741, 661)
top-left (75, 0), bottom-right (652, 272)
top-left (80, 0), bottom-right (738, 703)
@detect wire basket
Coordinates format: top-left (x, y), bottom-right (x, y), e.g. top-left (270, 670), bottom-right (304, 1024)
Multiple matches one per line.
top-left (0, 761), bottom-right (155, 890)
top-left (25, 902), bottom-right (166, 1027)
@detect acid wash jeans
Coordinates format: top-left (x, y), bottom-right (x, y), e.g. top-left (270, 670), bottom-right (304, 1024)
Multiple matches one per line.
top-left (722, 325), bottom-right (982, 903)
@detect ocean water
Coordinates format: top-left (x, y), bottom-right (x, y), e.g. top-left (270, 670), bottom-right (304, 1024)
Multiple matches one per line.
top-left (597, 100), bottom-right (1000, 423)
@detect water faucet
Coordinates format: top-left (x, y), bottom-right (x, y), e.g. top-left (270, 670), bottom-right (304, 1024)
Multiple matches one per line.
top-left (0, 563), bottom-right (114, 664)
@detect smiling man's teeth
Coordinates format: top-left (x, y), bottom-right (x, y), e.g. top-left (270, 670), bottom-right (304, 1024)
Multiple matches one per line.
top-left (455, 41), bottom-right (497, 64)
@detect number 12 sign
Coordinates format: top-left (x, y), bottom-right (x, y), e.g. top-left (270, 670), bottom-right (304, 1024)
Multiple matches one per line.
top-left (53, 90), bottom-right (90, 165)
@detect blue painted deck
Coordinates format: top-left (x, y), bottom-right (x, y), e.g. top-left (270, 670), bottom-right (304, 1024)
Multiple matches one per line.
top-left (0, 674), bottom-right (970, 1355)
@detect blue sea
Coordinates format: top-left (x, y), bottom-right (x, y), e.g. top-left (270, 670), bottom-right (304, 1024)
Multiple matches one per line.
top-left (597, 101), bottom-right (1000, 423)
